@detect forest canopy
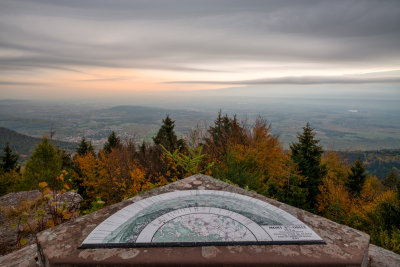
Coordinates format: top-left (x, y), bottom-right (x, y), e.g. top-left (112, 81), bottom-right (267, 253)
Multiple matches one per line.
top-left (1, 112), bottom-right (399, 254)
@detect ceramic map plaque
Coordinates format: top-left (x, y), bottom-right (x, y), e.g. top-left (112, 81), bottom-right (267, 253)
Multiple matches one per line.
top-left (81, 190), bottom-right (325, 248)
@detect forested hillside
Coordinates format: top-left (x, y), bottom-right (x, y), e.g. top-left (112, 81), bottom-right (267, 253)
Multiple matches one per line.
top-left (2, 124), bottom-right (399, 180)
top-left (0, 127), bottom-right (75, 160)
top-left (339, 149), bottom-right (400, 179)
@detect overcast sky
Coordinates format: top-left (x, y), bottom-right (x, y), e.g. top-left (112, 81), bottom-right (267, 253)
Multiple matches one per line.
top-left (0, 0), bottom-right (399, 99)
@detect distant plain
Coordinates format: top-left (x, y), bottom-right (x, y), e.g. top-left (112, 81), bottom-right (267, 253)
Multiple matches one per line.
top-left (1, 93), bottom-right (399, 151)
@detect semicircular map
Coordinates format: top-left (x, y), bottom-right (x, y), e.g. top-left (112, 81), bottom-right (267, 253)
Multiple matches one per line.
top-left (81, 190), bottom-right (324, 248)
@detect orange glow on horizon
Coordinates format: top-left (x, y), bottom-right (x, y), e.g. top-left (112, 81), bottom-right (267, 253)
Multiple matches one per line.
top-left (1, 63), bottom-right (399, 100)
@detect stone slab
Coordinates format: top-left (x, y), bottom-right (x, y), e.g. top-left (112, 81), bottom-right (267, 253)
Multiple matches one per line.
top-left (37, 174), bottom-right (370, 266)
top-left (368, 244), bottom-right (400, 267)
top-left (0, 190), bottom-right (41, 256)
top-left (0, 244), bottom-right (37, 267)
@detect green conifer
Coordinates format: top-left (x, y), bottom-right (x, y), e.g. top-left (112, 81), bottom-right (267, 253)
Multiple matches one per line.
top-left (103, 131), bottom-right (121, 153)
top-left (382, 168), bottom-right (400, 191)
top-left (290, 123), bottom-right (326, 208)
top-left (0, 143), bottom-right (20, 173)
top-left (76, 137), bottom-right (94, 156)
top-left (153, 115), bottom-right (185, 152)
top-left (346, 158), bottom-right (367, 196)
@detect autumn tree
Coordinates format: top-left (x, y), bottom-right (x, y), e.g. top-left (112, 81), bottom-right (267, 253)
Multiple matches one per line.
top-left (317, 178), bottom-right (351, 223)
top-left (0, 171), bottom-right (23, 196)
top-left (75, 146), bottom-right (159, 205)
top-left (73, 137), bottom-right (95, 200)
top-left (103, 131), bottom-right (121, 153)
top-left (0, 143), bottom-right (20, 173)
top-left (316, 151), bottom-right (351, 222)
top-left (290, 123), bottom-right (326, 209)
top-left (212, 117), bottom-right (296, 203)
top-left (321, 151), bottom-right (349, 185)
top-left (278, 159), bottom-right (308, 209)
top-left (360, 189), bottom-right (400, 254)
top-left (153, 115), bottom-right (185, 152)
top-left (346, 158), bottom-right (368, 196)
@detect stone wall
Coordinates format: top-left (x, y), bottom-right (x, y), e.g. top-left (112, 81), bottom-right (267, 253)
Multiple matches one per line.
top-left (0, 174), bottom-right (399, 266)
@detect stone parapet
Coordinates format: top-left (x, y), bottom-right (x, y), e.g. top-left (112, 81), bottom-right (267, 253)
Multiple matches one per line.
top-left (34, 174), bottom-right (372, 266)
top-left (368, 244), bottom-right (400, 267)
top-left (0, 244), bottom-right (37, 267)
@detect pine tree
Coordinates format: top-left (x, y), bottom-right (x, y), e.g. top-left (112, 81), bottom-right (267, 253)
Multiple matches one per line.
top-left (0, 143), bottom-right (20, 173)
top-left (207, 112), bottom-right (246, 146)
top-left (346, 158), bottom-right (367, 196)
top-left (76, 137), bottom-right (94, 156)
top-left (382, 168), bottom-right (400, 191)
top-left (103, 131), bottom-right (121, 153)
top-left (153, 115), bottom-right (185, 152)
top-left (290, 123), bottom-right (326, 208)
top-left (205, 112), bottom-right (247, 160)
top-left (139, 140), bottom-right (147, 156)
top-left (397, 183), bottom-right (400, 201)
top-left (208, 111), bottom-right (226, 145)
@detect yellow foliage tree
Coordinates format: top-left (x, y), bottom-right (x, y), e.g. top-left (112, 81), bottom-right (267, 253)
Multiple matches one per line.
top-left (75, 147), bottom-right (156, 205)
top-left (317, 151), bottom-right (353, 222)
top-left (0, 170), bottom-right (23, 196)
top-left (322, 151), bottom-right (349, 184)
top-left (212, 118), bottom-right (292, 199)
top-left (317, 176), bottom-right (351, 223)
top-left (360, 176), bottom-right (384, 203)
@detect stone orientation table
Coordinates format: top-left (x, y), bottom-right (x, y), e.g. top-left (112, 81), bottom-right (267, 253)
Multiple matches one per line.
top-left (36, 174), bottom-right (370, 266)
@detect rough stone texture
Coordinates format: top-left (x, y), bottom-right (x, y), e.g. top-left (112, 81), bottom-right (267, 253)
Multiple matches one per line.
top-left (54, 192), bottom-right (83, 211)
top-left (0, 243), bottom-right (38, 267)
top-left (45, 191), bottom-right (83, 215)
top-left (368, 244), bottom-right (400, 267)
top-left (0, 190), bottom-right (41, 256)
top-left (0, 191), bottom-right (41, 208)
top-left (0, 190), bottom-right (83, 257)
top-left (37, 174), bottom-right (371, 266)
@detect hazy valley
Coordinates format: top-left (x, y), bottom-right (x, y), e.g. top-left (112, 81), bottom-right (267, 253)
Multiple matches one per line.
top-left (1, 96), bottom-right (399, 152)
top-left (1, 96), bottom-right (399, 179)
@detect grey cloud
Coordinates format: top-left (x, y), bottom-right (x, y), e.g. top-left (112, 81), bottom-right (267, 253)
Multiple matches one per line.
top-left (0, 0), bottom-right (399, 74)
top-left (167, 71), bottom-right (400, 85)
top-left (0, 81), bottom-right (46, 86)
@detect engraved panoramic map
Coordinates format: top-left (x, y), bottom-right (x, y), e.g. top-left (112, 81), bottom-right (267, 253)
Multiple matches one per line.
top-left (81, 190), bottom-right (324, 247)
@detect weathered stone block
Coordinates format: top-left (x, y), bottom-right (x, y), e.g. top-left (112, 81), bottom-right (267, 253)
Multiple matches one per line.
top-left (36, 174), bottom-right (370, 266)
top-left (0, 244), bottom-right (37, 267)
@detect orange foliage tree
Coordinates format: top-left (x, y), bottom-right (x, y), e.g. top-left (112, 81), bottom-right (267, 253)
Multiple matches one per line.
top-left (317, 178), bottom-right (351, 223)
top-left (75, 147), bottom-right (158, 205)
top-left (209, 117), bottom-right (307, 205)
top-left (317, 151), bottom-right (352, 222)
top-left (317, 153), bottom-right (400, 254)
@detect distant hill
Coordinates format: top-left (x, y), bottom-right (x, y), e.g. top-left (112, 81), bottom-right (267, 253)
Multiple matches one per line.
top-left (339, 149), bottom-right (400, 179)
top-left (0, 127), bottom-right (76, 161)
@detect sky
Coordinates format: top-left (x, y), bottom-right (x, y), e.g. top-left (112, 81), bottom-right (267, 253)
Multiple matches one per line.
top-left (0, 0), bottom-right (399, 100)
